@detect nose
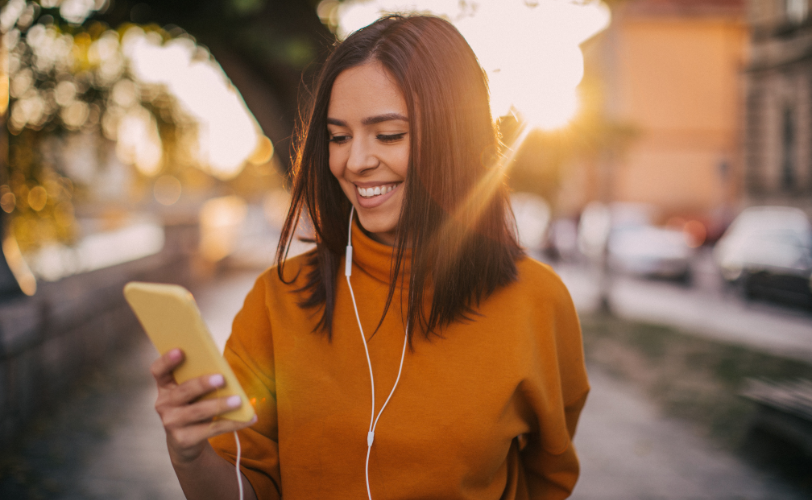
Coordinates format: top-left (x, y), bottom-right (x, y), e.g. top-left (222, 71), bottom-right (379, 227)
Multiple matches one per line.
top-left (346, 136), bottom-right (378, 174)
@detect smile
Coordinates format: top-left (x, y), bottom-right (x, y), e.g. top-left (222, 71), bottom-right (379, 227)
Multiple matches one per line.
top-left (357, 183), bottom-right (399, 198)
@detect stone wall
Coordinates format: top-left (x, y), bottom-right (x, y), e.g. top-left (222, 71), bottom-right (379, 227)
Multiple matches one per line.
top-left (0, 223), bottom-right (198, 448)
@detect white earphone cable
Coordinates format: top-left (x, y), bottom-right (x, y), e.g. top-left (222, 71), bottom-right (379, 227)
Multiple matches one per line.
top-left (345, 207), bottom-right (408, 500)
top-left (234, 430), bottom-right (244, 500)
top-left (346, 271), bottom-right (378, 443)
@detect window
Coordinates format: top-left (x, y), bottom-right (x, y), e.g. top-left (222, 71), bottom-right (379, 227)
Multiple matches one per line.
top-left (786, 0), bottom-right (809, 24)
top-left (782, 107), bottom-right (796, 190)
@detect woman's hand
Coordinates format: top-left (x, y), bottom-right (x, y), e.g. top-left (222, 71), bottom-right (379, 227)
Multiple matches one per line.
top-left (151, 348), bottom-right (257, 466)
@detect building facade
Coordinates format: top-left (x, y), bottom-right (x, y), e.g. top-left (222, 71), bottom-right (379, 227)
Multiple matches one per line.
top-left (567, 0), bottom-right (747, 231)
top-left (745, 0), bottom-right (812, 212)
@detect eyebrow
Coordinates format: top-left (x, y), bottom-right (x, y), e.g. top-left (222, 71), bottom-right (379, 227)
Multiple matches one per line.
top-left (327, 113), bottom-right (409, 127)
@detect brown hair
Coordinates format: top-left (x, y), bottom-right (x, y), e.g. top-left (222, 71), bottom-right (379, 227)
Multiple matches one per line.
top-left (276, 14), bottom-right (523, 339)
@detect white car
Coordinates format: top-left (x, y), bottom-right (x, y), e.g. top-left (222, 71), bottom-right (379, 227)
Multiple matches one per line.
top-left (578, 202), bottom-right (694, 281)
top-left (608, 224), bottom-right (693, 281)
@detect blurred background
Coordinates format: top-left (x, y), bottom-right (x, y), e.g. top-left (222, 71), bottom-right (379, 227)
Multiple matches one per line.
top-left (1, 0), bottom-right (811, 498)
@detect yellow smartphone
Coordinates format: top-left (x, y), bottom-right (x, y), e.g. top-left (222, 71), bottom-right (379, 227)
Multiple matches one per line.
top-left (124, 281), bottom-right (255, 422)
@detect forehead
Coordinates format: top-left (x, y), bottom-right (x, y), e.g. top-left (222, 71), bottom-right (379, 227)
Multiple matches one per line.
top-left (328, 61), bottom-right (407, 119)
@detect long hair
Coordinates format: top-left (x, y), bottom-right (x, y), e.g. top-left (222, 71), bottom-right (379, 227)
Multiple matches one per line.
top-left (276, 14), bottom-right (524, 339)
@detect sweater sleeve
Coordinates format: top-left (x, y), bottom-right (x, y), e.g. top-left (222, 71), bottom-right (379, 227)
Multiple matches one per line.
top-left (520, 266), bottom-right (590, 499)
top-left (209, 272), bottom-right (282, 500)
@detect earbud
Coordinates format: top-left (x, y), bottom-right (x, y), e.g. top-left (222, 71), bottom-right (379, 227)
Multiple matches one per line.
top-left (346, 207), bottom-right (355, 277)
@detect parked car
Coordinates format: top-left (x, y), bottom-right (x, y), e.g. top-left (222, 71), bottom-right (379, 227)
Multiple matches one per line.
top-left (511, 192), bottom-right (550, 253)
top-left (714, 206), bottom-right (812, 307)
top-left (578, 202), bottom-right (694, 281)
top-left (608, 224), bottom-right (694, 281)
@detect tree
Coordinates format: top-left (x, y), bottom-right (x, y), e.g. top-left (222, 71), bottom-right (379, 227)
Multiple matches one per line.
top-left (1, 0), bottom-right (332, 259)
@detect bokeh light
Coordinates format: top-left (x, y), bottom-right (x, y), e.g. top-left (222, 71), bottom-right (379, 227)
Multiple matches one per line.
top-left (153, 175), bottom-right (182, 206)
top-left (0, 1), bottom-right (278, 262)
top-left (122, 27), bottom-right (262, 180)
top-left (199, 196), bottom-right (247, 262)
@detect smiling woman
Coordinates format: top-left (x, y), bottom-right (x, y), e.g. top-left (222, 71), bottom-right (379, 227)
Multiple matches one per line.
top-left (327, 61), bottom-right (410, 245)
top-left (149, 14), bottom-right (589, 500)
top-left (280, 14), bottom-right (525, 339)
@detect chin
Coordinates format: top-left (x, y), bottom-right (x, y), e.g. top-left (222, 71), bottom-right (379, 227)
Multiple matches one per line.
top-left (357, 213), bottom-right (398, 243)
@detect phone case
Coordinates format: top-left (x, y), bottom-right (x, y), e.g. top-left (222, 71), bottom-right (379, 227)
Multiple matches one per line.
top-left (123, 281), bottom-right (255, 422)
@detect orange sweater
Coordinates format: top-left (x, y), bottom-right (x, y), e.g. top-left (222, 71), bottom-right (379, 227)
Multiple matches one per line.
top-left (210, 223), bottom-right (589, 499)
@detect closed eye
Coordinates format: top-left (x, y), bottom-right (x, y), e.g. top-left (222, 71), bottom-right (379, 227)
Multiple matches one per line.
top-left (329, 135), bottom-right (350, 144)
top-left (378, 133), bottom-right (407, 143)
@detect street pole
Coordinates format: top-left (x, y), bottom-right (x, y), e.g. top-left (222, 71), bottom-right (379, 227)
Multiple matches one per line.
top-left (597, 147), bottom-right (613, 315)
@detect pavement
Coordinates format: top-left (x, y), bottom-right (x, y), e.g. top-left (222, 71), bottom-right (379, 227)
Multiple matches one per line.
top-left (552, 254), bottom-right (812, 364)
top-left (2, 261), bottom-right (810, 499)
top-left (573, 365), bottom-right (803, 500)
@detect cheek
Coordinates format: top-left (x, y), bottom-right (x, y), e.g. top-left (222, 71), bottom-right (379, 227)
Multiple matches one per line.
top-left (328, 145), bottom-right (342, 179)
top-left (391, 143), bottom-right (410, 178)
top-left (328, 147), bottom-right (355, 201)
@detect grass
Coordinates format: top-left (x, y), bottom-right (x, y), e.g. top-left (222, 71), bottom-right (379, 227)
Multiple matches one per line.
top-left (580, 311), bottom-right (812, 451)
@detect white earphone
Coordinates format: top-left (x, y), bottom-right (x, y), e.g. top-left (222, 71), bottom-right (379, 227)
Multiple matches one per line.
top-left (232, 208), bottom-right (406, 500)
top-left (345, 206), bottom-right (409, 500)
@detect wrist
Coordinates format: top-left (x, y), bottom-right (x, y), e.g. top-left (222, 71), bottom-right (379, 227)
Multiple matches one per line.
top-left (169, 441), bottom-right (211, 470)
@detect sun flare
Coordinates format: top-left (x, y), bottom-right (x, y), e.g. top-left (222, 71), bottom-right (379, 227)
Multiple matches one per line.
top-left (319, 0), bottom-right (611, 131)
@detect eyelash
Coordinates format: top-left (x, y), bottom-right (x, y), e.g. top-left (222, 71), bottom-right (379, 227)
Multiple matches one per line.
top-left (328, 133), bottom-right (407, 144)
top-left (378, 133), bottom-right (406, 143)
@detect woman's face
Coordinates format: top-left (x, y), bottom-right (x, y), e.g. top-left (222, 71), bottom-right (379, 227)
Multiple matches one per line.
top-left (328, 60), bottom-right (410, 246)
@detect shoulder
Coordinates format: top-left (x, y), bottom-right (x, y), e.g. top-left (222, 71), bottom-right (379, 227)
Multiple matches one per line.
top-left (231, 250), bottom-right (317, 332)
top-left (226, 250), bottom-right (318, 355)
top-left (507, 257), bottom-right (589, 401)
top-left (486, 256), bottom-right (582, 352)
top-left (257, 249), bottom-right (317, 290)
top-left (512, 256), bottom-right (574, 306)
top-left (481, 255), bottom-right (578, 334)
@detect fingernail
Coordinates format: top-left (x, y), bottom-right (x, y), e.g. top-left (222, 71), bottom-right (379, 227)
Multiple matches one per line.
top-left (227, 395), bottom-right (242, 408)
top-left (169, 349), bottom-right (182, 361)
top-left (209, 374), bottom-right (224, 387)
top-left (249, 415), bottom-right (257, 424)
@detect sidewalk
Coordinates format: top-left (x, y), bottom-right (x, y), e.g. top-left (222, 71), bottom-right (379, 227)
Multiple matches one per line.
top-left (0, 269), bottom-right (259, 500)
top-left (2, 267), bottom-right (808, 499)
top-left (553, 261), bottom-right (812, 364)
top-left (572, 366), bottom-right (803, 499)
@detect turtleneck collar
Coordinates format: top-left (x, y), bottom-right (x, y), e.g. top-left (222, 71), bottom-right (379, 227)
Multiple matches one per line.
top-left (349, 219), bottom-right (412, 285)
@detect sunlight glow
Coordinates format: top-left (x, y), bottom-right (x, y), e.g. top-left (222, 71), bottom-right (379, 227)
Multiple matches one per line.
top-left (2, 232), bottom-right (37, 295)
top-left (122, 27), bottom-right (262, 180)
top-left (199, 196), bottom-right (247, 262)
top-left (321, 0), bottom-right (610, 131)
top-left (115, 105), bottom-right (163, 176)
top-left (24, 218), bottom-right (164, 282)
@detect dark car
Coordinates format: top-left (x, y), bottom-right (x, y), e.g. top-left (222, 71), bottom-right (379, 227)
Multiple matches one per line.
top-left (714, 206), bottom-right (812, 308)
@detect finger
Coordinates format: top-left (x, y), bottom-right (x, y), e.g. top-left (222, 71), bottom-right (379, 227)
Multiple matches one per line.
top-left (168, 394), bottom-right (247, 426)
top-left (174, 415), bottom-right (258, 448)
top-left (165, 373), bottom-right (226, 407)
top-left (151, 349), bottom-right (184, 387)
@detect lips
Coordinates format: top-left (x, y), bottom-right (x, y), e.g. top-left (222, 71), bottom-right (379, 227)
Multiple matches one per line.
top-left (354, 182), bottom-right (401, 209)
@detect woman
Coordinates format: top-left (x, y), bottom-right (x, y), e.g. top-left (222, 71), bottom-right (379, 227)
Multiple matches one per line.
top-left (151, 14), bottom-right (589, 500)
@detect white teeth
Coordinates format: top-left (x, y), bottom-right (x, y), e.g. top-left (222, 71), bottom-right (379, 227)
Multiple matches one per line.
top-left (358, 184), bottom-right (396, 198)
